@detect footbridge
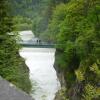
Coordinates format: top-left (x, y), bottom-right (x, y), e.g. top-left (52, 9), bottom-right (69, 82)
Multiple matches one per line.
top-left (18, 41), bottom-right (56, 48)
top-left (16, 30), bottom-right (61, 48)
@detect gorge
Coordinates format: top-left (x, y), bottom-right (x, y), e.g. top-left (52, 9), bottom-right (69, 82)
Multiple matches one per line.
top-left (19, 31), bottom-right (61, 100)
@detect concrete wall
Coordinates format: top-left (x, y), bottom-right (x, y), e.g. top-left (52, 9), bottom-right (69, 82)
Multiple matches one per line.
top-left (0, 76), bottom-right (33, 100)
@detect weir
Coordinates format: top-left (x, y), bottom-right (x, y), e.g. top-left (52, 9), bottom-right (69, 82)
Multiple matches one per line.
top-left (17, 30), bottom-right (55, 48)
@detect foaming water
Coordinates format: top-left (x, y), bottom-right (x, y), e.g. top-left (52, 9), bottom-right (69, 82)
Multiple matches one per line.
top-left (19, 48), bottom-right (60, 100)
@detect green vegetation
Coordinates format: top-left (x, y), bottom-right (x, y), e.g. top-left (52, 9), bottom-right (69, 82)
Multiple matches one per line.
top-left (13, 15), bottom-right (32, 31)
top-left (47, 0), bottom-right (100, 99)
top-left (0, 0), bottom-right (100, 99)
top-left (12, 0), bottom-right (68, 38)
top-left (0, 0), bottom-right (31, 93)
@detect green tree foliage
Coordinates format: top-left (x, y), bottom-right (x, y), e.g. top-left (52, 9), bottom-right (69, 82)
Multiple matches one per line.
top-left (12, 0), bottom-right (69, 38)
top-left (0, 0), bottom-right (32, 93)
top-left (47, 0), bottom-right (100, 99)
top-left (11, 0), bottom-right (34, 31)
top-left (13, 15), bottom-right (32, 31)
top-left (6, 0), bottom-right (100, 98)
top-left (31, 0), bottom-right (69, 41)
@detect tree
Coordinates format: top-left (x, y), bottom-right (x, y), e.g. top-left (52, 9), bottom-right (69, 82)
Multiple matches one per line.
top-left (47, 0), bottom-right (100, 99)
top-left (0, 0), bottom-right (32, 93)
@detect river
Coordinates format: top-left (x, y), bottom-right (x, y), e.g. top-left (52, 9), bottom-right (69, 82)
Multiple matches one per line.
top-left (19, 47), bottom-right (60, 100)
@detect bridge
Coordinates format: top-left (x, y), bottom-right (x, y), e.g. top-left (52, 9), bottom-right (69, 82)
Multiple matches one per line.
top-left (18, 41), bottom-right (56, 48)
top-left (14, 30), bottom-right (58, 48)
top-left (16, 30), bottom-right (63, 48)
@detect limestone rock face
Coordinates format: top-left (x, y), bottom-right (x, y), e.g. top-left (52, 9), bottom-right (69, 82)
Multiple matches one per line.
top-left (0, 76), bottom-right (33, 100)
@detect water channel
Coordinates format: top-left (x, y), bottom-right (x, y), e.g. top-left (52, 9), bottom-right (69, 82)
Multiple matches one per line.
top-left (19, 47), bottom-right (60, 100)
